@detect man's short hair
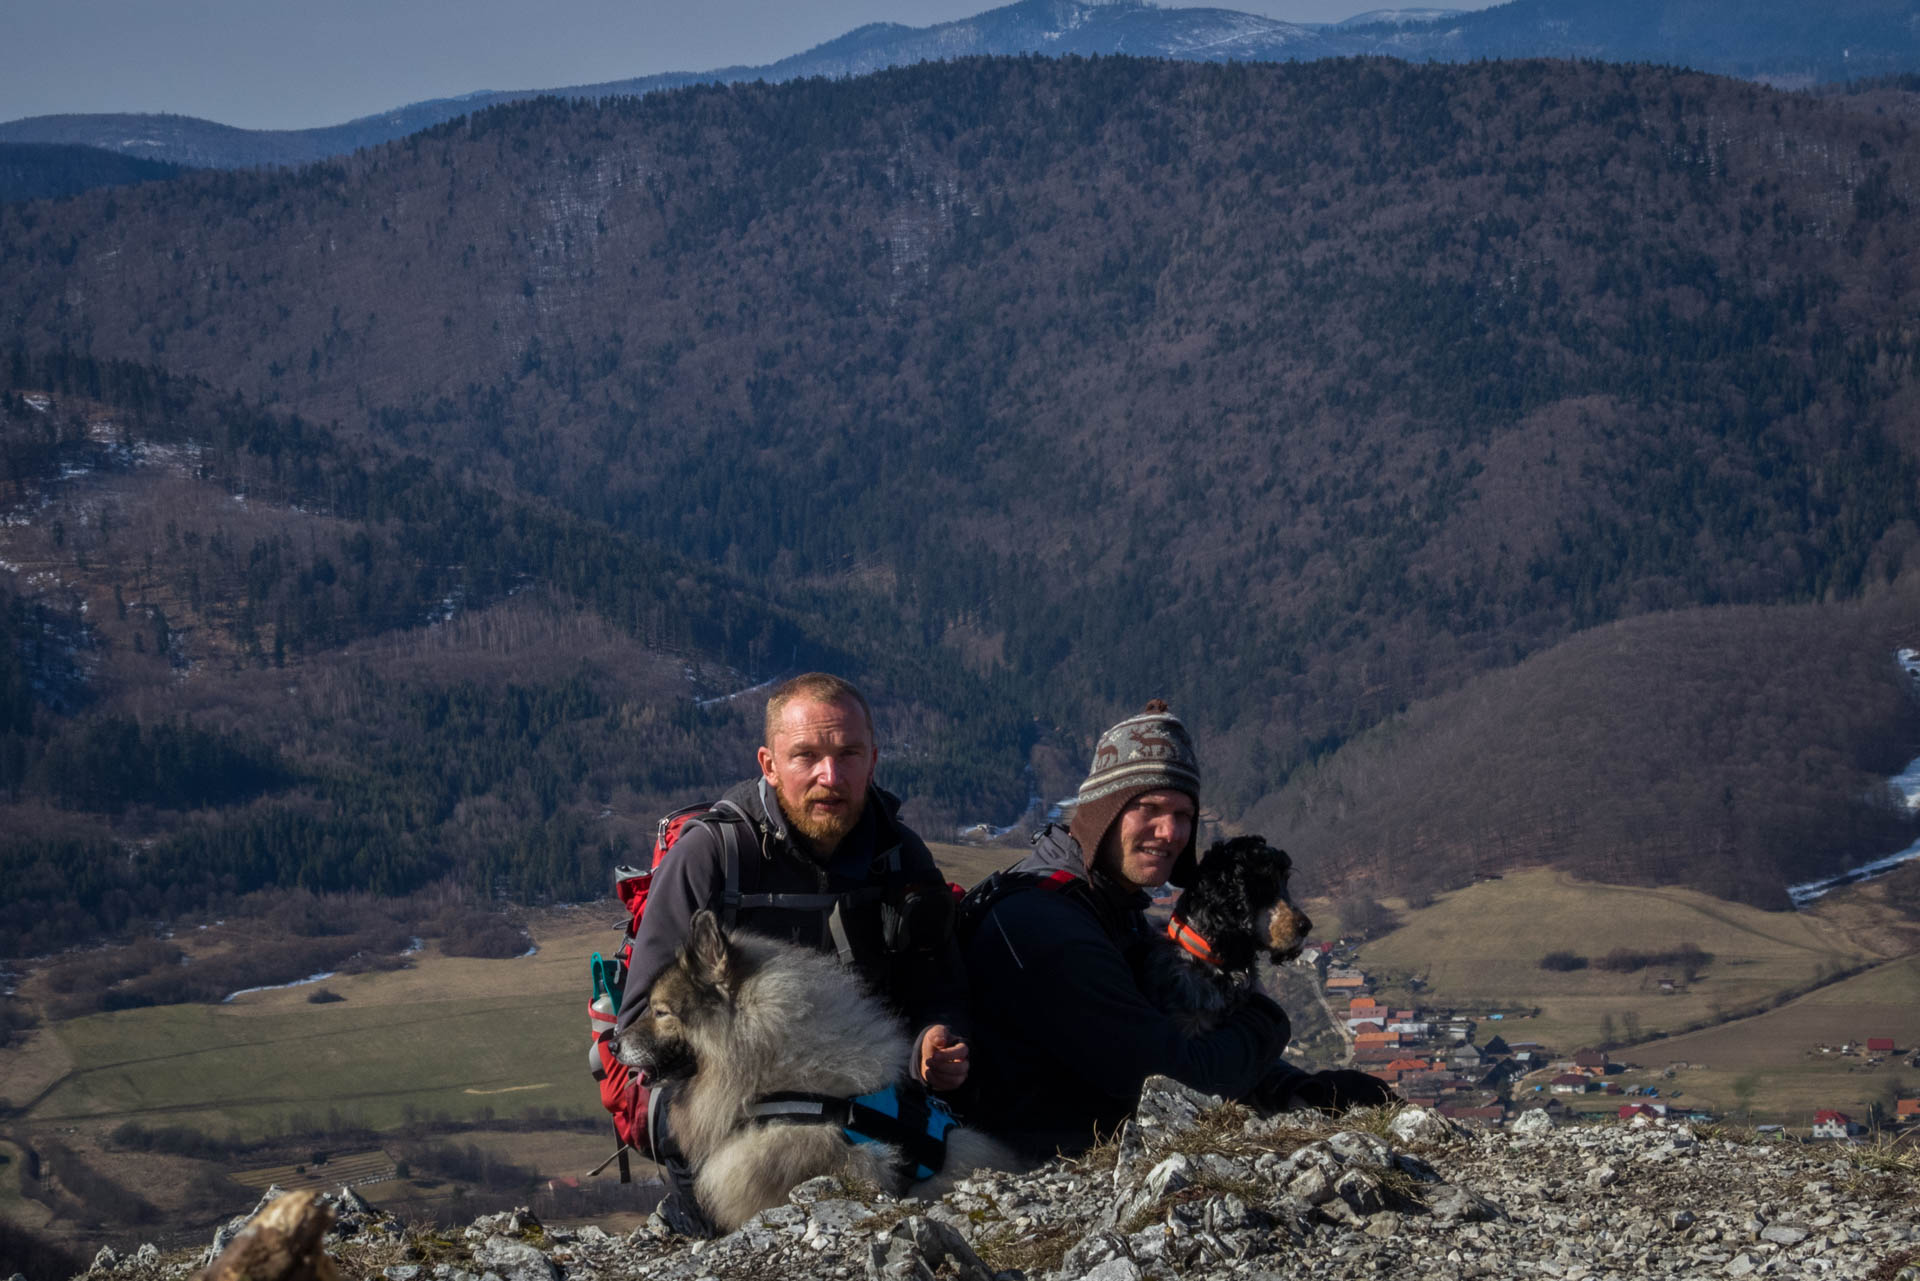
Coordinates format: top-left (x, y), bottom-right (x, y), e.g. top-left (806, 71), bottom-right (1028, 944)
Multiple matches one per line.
top-left (762, 673), bottom-right (875, 746)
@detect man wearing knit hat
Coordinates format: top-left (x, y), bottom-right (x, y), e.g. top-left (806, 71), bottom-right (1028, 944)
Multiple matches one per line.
top-left (960, 700), bottom-right (1391, 1158)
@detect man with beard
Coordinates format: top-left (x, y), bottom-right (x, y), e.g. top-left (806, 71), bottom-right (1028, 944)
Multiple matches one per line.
top-left (616, 672), bottom-right (969, 1234)
top-left (961, 700), bottom-right (1395, 1159)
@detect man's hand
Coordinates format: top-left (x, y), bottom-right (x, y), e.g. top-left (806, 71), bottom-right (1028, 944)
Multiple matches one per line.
top-left (915, 1024), bottom-right (970, 1091)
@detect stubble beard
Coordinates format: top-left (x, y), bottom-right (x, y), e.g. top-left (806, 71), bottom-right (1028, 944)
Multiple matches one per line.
top-left (784, 788), bottom-right (864, 856)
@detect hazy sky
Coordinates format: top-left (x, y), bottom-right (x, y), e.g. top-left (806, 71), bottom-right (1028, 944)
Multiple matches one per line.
top-left (2, 0), bottom-right (1500, 131)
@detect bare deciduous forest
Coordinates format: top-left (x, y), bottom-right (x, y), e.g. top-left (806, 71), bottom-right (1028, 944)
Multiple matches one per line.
top-left (1, 55), bottom-right (1919, 953)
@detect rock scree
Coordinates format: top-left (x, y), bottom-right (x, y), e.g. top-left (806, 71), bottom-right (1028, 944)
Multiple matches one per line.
top-left (56, 1078), bottom-right (1920, 1281)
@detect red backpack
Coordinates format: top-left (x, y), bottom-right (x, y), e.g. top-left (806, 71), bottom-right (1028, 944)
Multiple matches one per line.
top-left (587, 801), bottom-right (747, 1181)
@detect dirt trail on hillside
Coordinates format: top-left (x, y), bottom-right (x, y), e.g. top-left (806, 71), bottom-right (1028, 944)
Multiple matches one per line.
top-left (1618, 950), bottom-right (1919, 1062)
top-left (1548, 870), bottom-right (1868, 961)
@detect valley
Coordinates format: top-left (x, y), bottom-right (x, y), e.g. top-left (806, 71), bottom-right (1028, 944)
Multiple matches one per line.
top-left (3, 856), bottom-right (1915, 1264)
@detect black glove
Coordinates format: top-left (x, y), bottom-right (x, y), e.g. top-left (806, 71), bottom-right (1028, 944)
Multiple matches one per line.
top-left (1263, 1067), bottom-right (1401, 1115)
top-left (1238, 991), bottom-right (1294, 1047)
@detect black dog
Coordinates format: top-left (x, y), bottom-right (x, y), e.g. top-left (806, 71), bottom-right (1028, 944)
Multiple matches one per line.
top-left (1137, 835), bottom-right (1313, 1036)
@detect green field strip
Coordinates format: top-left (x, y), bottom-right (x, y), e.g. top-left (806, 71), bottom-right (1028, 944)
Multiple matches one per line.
top-left (32, 992), bottom-right (597, 1136)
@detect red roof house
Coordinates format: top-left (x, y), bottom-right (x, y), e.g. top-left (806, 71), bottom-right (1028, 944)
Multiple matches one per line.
top-left (1866, 1038), bottom-right (1896, 1054)
top-left (1812, 1110), bottom-right (1861, 1139)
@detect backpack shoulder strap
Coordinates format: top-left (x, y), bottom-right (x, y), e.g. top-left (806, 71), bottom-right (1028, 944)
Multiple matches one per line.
top-left (955, 867), bottom-right (1082, 943)
top-left (706, 800), bottom-right (752, 930)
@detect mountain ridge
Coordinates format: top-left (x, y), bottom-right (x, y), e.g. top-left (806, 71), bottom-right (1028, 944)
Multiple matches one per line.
top-left (8, 0), bottom-right (1920, 173)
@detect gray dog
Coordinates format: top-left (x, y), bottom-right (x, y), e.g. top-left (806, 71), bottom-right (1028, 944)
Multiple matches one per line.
top-left (617, 910), bottom-right (1019, 1231)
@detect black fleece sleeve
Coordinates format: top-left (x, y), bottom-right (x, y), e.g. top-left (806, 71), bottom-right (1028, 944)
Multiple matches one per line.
top-left (973, 888), bottom-right (1289, 1107)
top-left (893, 834), bottom-right (971, 1039)
top-left (612, 822), bottom-right (725, 1035)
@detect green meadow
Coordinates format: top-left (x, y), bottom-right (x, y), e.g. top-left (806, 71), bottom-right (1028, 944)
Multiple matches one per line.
top-left (22, 913), bottom-right (610, 1140)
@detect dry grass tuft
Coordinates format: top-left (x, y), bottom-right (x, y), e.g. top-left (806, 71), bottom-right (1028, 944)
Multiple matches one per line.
top-left (1363, 1159), bottom-right (1429, 1210)
top-left (1118, 1170), bottom-right (1268, 1235)
top-left (1827, 1135), bottom-right (1920, 1206)
top-left (1865, 1247), bottom-right (1918, 1281)
top-left (971, 1218), bottom-right (1082, 1275)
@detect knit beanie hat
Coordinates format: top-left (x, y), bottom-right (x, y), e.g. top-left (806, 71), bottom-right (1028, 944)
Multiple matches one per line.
top-left (1068, 699), bottom-right (1202, 886)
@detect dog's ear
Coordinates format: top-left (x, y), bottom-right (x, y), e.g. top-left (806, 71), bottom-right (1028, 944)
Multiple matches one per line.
top-left (1260, 842), bottom-right (1294, 880)
top-left (687, 909), bottom-right (733, 986)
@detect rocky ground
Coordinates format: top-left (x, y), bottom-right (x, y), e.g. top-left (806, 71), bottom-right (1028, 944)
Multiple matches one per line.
top-left (49, 1079), bottom-right (1920, 1281)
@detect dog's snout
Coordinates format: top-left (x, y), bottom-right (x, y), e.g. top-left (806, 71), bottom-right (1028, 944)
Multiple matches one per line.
top-left (1267, 901), bottom-right (1312, 960)
top-left (612, 1025), bottom-right (649, 1071)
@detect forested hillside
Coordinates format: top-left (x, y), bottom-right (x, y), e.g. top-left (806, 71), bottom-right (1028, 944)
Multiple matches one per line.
top-left (0, 144), bottom-right (190, 205)
top-left (1262, 595), bottom-right (1920, 908)
top-left (3, 56), bottom-right (1920, 934)
top-left (0, 355), bottom-right (1032, 957)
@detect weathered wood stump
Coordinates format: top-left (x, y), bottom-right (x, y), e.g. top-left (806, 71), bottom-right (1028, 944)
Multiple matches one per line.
top-left (197, 1190), bottom-right (339, 1281)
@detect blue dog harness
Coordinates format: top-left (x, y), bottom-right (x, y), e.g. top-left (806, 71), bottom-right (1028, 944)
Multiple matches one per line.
top-left (747, 1082), bottom-right (959, 1182)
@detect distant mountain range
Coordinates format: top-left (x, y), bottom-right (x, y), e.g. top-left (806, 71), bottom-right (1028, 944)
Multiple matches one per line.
top-left (4, 0), bottom-right (1919, 176)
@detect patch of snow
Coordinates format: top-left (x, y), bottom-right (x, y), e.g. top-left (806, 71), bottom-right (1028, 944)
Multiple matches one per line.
top-left (403, 937), bottom-right (424, 955)
top-left (1336, 7), bottom-right (1461, 27)
top-left (520, 943), bottom-right (539, 958)
top-left (696, 674), bottom-right (781, 710)
top-left (1892, 757), bottom-right (1920, 811)
top-left (222, 970), bottom-right (336, 1002)
top-left (1789, 648), bottom-right (1920, 907)
top-left (21, 395), bottom-right (49, 413)
top-left (1789, 836), bottom-right (1920, 907)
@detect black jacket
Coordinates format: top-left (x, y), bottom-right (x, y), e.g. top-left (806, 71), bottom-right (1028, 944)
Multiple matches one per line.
top-left (962, 826), bottom-right (1291, 1158)
top-left (614, 776), bottom-right (968, 1049)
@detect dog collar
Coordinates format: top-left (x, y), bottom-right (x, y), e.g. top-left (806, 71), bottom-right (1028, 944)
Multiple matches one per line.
top-left (1167, 913), bottom-right (1220, 967)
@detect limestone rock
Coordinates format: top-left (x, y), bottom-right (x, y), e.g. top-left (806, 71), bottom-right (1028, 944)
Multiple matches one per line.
top-left (468, 1238), bottom-right (557, 1281)
top-left (1131, 1075), bottom-right (1222, 1136)
top-left (864, 1215), bottom-right (992, 1281)
top-left (74, 1098), bottom-right (1920, 1281)
top-left (1388, 1107), bottom-right (1459, 1146)
top-left (1511, 1108), bottom-right (1555, 1135)
top-left (788, 1175), bottom-right (842, 1206)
